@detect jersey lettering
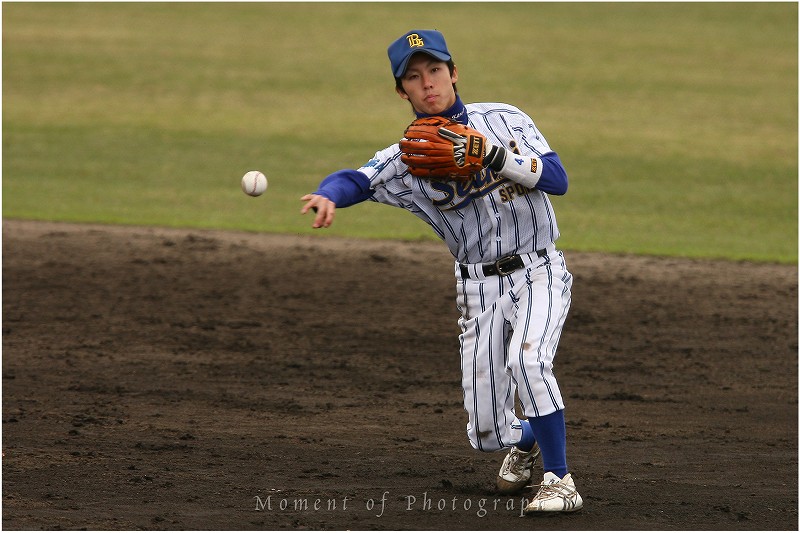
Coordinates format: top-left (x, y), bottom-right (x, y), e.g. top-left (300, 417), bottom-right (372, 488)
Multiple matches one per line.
top-left (498, 182), bottom-right (533, 203)
top-left (431, 170), bottom-right (513, 211)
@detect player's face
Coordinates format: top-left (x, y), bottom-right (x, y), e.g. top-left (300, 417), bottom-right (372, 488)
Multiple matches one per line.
top-left (397, 54), bottom-right (458, 115)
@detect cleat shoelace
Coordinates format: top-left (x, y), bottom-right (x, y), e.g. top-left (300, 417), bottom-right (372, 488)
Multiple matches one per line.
top-left (534, 480), bottom-right (579, 508)
top-left (504, 450), bottom-right (531, 477)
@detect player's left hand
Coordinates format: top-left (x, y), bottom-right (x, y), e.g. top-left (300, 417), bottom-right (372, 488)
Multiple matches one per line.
top-left (399, 116), bottom-right (488, 181)
top-left (300, 194), bottom-right (336, 228)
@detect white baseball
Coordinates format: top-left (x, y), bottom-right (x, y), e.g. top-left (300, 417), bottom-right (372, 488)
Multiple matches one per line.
top-left (241, 170), bottom-right (268, 197)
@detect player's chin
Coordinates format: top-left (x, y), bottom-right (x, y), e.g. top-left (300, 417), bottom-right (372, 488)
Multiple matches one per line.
top-left (415, 99), bottom-right (446, 116)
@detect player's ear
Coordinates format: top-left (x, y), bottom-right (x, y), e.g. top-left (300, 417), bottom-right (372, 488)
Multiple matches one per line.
top-left (396, 86), bottom-right (409, 100)
top-left (451, 65), bottom-right (458, 84)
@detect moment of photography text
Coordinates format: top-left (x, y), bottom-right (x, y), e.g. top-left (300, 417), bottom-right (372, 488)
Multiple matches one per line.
top-left (254, 491), bottom-right (535, 518)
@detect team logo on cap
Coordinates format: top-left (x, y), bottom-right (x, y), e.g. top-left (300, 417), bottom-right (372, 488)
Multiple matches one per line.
top-left (406, 33), bottom-right (424, 48)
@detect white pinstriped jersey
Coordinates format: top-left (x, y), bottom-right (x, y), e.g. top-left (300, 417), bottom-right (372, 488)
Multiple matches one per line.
top-left (357, 102), bottom-right (560, 264)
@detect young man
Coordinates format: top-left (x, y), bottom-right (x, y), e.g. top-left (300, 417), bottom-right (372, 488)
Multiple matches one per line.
top-left (300, 29), bottom-right (583, 513)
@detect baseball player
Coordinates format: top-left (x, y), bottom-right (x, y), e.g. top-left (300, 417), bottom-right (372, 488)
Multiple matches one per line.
top-left (300, 29), bottom-right (582, 513)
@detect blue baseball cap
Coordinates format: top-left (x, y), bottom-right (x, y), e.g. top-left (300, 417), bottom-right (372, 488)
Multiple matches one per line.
top-left (388, 29), bottom-right (452, 78)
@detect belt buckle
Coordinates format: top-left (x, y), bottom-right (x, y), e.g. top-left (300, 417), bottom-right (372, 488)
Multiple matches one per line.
top-left (494, 255), bottom-right (518, 276)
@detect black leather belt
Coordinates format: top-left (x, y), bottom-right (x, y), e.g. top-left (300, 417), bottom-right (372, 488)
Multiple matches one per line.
top-left (459, 249), bottom-right (550, 279)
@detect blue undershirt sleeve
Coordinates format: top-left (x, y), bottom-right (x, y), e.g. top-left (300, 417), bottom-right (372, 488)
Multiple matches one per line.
top-left (314, 169), bottom-right (375, 208)
top-left (536, 152), bottom-right (568, 196)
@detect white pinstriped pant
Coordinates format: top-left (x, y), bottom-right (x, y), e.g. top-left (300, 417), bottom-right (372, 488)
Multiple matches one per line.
top-left (455, 250), bottom-right (573, 452)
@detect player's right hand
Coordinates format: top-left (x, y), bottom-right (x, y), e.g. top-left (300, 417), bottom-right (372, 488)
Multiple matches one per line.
top-left (300, 194), bottom-right (336, 229)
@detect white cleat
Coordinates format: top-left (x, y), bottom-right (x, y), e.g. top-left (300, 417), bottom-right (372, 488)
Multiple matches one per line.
top-left (524, 472), bottom-right (584, 513)
top-left (496, 443), bottom-right (540, 494)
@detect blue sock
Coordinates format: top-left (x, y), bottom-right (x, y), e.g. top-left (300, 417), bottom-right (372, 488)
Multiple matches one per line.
top-left (527, 409), bottom-right (568, 478)
top-left (515, 419), bottom-right (536, 452)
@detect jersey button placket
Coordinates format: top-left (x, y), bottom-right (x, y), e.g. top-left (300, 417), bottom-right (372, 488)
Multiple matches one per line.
top-left (491, 203), bottom-right (502, 255)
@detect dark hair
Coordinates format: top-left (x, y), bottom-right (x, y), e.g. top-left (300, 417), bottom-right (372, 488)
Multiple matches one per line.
top-left (395, 58), bottom-right (457, 94)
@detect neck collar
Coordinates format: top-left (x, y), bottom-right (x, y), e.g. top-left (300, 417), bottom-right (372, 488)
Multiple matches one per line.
top-left (415, 95), bottom-right (468, 125)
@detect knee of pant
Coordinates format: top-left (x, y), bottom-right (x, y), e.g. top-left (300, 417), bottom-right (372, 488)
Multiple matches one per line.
top-left (509, 353), bottom-right (552, 372)
top-left (508, 359), bottom-right (555, 385)
top-left (466, 424), bottom-right (511, 453)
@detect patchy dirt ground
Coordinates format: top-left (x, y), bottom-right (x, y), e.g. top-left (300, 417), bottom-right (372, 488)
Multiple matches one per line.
top-left (2, 219), bottom-right (797, 530)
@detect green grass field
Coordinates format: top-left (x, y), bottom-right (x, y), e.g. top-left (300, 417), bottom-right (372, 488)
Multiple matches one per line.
top-left (3, 3), bottom-right (797, 263)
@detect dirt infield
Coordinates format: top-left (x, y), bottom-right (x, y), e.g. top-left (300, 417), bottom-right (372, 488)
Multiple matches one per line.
top-left (2, 219), bottom-right (797, 530)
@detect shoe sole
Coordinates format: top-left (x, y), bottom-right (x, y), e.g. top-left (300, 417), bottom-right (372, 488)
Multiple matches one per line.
top-left (524, 506), bottom-right (583, 514)
top-left (495, 476), bottom-right (531, 495)
top-left (524, 501), bottom-right (583, 514)
top-left (495, 446), bottom-right (541, 495)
